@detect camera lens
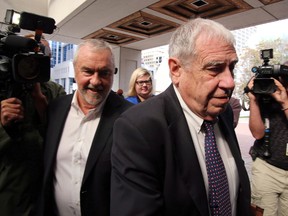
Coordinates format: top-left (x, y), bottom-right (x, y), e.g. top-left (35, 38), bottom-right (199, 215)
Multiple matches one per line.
top-left (17, 55), bottom-right (39, 80)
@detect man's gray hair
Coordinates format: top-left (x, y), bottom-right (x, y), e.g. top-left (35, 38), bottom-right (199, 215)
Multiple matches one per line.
top-left (169, 18), bottom-right (235, 66)
top-left (73, 39), bottom-right (115, 66)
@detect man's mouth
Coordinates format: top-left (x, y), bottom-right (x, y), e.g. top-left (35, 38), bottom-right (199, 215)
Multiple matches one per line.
top-left (215, 96), bottom-right (230, 103)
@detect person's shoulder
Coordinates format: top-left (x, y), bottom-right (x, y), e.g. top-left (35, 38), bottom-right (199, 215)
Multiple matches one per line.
top-left (42, 80), bottom-right (61, 89)
top-left (229, 97), bottom-right (240, 105)
top-left (107, 91), bottom-right (133, 110)
top-left (219, 105), bottom-right (234, 123)
top-left (123, 93), bottom-right (165, 118)
top-left (118, 95), bottom-right (134, 108)
top-left (125, 96), bottom-right (138, 104)
top-left (117, 93), bottom-right (174, 134)
top-left (41, 81), bottom-right (66, 99)
top-left (49, 93), bottom-right (72, 107)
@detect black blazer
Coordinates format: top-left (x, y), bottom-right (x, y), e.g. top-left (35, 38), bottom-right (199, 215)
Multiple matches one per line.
top-left (111, 84), bottom-right (251, 216)
top-left (40, 91), bottom-right (132, 216)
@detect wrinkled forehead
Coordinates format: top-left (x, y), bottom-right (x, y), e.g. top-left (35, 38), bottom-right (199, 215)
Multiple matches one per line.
top-left (79, 46), bottom-right (114, 63)
top-left (81, 46), bottom-right (110, 58)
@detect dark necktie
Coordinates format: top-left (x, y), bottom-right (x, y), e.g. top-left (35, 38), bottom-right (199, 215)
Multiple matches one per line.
top-left (203, 120), bottom-right (232, 216)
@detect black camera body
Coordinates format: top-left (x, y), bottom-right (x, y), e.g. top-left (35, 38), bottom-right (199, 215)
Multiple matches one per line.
top-left (0, 10), bottom-right (56, 99)
top-left (251, 49), bottom-right (288, 94)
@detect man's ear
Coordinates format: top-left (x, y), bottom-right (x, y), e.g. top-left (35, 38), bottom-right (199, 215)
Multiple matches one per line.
top-left (168, 57), bottom-right (181, 78)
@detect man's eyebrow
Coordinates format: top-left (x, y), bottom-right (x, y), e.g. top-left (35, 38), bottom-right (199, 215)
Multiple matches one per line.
top-left (80, 66), bottom-right (112, 71)
top-left (204, 61), bottom-right (224, 67)
top-left (81, 66), bottom-right (93, 71)
top-left (97, 67), bottom-right (112, 71)
top-left (205, 59), bottom-right (239, 67)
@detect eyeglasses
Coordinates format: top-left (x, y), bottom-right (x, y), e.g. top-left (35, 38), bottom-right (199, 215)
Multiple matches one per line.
top-left (135, 79), bottom-right (152, 86)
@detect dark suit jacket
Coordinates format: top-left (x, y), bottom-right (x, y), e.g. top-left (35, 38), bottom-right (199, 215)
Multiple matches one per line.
top-left (111, 84), bottom-right (251, 216)
top-left (40, 91), bottom-right (132, 216)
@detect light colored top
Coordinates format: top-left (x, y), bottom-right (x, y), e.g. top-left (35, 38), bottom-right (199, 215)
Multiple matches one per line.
top-left (174, 85), bottom-right (239, 216)
top-left (54, 91), bottom-right (104, 216)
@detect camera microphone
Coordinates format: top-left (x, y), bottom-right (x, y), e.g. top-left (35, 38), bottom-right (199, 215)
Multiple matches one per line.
top-left (2, 35), bottom-right (38, 50)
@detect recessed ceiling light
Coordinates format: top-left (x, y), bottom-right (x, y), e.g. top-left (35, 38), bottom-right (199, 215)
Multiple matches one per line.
top-left (140, 21), bottom-right (152, 26)
top-left (191, 0), bottom-right (208, 7)
top-left (107, 34), bottom-right (118, 39)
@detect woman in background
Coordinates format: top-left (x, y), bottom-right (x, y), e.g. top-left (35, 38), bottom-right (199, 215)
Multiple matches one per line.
top-left (126, 67), bottom-right (154, 104)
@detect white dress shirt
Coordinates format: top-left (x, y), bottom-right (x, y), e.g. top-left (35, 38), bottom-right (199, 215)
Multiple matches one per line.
top-left (54, 92), bottom-right (105, 216)
top-left (174, 86), bottom-right (239, 216)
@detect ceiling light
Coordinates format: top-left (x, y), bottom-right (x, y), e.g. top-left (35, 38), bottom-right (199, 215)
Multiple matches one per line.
top-left (107, 35), bottom-right (118, 39)
top-left (140, 21), bottom-right (152, 26)
top-left (191, 0), bottom-right (208, 7)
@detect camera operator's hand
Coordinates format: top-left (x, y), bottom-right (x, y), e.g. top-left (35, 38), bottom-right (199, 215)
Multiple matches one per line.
top-left (246, 77), bottom-right (257, 101)
top-left (271, 78), bottom-right (288, 118)
top-left (271, 78), bottom-right (288, 111)
top-left (246, 77), bottom-right (265, 139)
top-left (29, 83), bottom-right (48, 123)
top-left (0, 98), bottom-right (24, 127)
top-left (30, 83), bottom-right (47, 100)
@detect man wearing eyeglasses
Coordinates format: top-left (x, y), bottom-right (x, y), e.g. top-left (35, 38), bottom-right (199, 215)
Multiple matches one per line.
top-left (126, 67), bottom-right (154, 104)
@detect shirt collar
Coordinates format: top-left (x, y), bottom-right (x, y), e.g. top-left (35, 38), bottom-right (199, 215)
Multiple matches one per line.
top-left (173, 85), bottom-right (203, 133)
top-left (173, 85), bottom-right (219, 132)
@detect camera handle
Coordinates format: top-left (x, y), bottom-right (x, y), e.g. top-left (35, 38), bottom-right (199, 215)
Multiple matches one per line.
top-left (241, 86), bottom-right (252, 111)
top-left (263, 117), bottom-right (272, 158)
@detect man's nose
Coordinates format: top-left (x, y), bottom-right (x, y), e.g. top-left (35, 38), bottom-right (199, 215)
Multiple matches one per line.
top-left (219, 69), bottom-right (235, 90)
top-left (90, 72), bottom-right (102, 85)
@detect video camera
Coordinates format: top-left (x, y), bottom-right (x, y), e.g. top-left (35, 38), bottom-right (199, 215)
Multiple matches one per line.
top-left (0, 9), bottom-right (56, 99)
top-left (250, 49), bottom-right (288, 94)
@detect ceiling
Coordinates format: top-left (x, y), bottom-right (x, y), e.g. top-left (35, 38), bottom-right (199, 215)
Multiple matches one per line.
top-left (2, 0), bottom-right (288, 50)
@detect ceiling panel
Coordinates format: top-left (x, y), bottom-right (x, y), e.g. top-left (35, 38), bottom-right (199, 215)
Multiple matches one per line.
top-left (148, 0), bottom-right (253, 21)
top-left (107, 11), bottom-right (180, 37)
top-left (1, 0), bottom-right (287, 50)
top-left (80, 0), bottom-right (287, 49)
top-left (83, 29), bottom-right (143, 46)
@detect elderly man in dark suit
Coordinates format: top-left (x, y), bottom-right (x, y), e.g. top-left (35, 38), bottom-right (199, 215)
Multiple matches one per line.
top-left (111, 18), bottom-right (251, 216)
top-left (40, 39), bottom-right (131, 216)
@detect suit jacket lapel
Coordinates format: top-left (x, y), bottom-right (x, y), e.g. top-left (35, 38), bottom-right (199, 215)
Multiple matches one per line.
top-left (82, 92), bottom-right (122, 184)
top-left (164, 86), bottom-right (209, 216)
top-left (44, 94), bottom-right (73, 183)
top-left (165, 86), bottom-right (249, 215)
top-left (164, 85), bottom-right (249, 215)
top-left (172, 119), bottom-right (210, 216)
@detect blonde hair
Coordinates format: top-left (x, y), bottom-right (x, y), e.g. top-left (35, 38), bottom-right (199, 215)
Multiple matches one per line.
top-left (127, 67), bottom-right (152, 96)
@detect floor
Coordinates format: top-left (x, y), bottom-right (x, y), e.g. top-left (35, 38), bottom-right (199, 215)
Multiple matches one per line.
top-left (235, 118), bottom-right (254, 180)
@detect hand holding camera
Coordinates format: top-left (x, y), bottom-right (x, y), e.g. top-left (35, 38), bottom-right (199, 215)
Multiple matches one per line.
top-left (271, 78), bottom-right (288, 110)
top-left (0, 97), bottom-right (24, 127)
top-left (247, 76), bottom-right (288, 103)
